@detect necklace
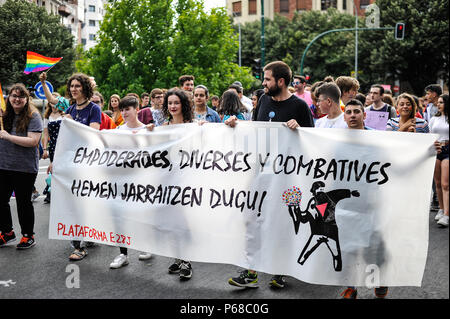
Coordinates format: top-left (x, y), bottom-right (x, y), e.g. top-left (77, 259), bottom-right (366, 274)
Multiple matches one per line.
top-left (76, 100), bottom-right (89, 109)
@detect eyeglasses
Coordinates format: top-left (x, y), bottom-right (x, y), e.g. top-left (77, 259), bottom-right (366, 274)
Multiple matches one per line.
top-left (11, 94), bottom-right (26, 99)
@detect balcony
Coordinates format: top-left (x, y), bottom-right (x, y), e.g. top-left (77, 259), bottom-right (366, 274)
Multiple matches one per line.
top-left (58, 4), bottom-right (72, 17)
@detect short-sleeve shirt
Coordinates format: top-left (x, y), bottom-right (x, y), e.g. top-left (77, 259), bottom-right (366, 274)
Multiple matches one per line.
top-left (315, 113), bottom-right (348, 129)
top-left (65, 102), bottom-right (102, 126)
top-left (253, 94), bottom-right (314, 127)
top-left (386, 117), bottom-right (430, 133)
top-left (0, 112), bottom-right (43, 173)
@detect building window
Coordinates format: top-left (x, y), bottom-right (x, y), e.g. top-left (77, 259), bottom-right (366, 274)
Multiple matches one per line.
top-left (89, 20), bottom-right (96, 27)
top-left (232, 1), bottom-right (242, 16)
top-left (321, 0), bottom-right (337, 10)
top-left (280, 0), bottom-right (289, 13)
top-left (249, 0), bottom-right (257, 15)
top-left (89, 34), bottom-right (95, 41)
top-left (360, 0), bottom-right (370, 9)
top-left (81, 38), bottom-right (87, 45)
top-left (343, 0), bottom-right (347, 10)
top-left (88, 5), bottom-right (95, 12)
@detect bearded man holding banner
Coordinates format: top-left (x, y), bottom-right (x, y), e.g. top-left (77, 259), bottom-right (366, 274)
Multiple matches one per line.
top-left (225, 61), bottom-right (314, 289)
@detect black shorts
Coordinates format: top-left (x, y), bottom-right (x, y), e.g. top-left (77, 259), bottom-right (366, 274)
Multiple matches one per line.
top-left (437, 144), bottom-right (449, 161)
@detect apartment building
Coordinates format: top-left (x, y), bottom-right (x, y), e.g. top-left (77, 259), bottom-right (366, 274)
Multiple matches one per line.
top-left (0, 0), bottom-right (105, 50)
top-left (227, 0), bottom-right (375, 24)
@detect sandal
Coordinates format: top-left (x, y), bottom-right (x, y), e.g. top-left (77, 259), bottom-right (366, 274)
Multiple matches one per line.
top-left (69, 248), bottom-right (87, 261)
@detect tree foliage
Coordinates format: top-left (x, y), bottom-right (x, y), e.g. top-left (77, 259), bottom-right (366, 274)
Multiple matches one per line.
top-left (78, 0), bottom-right (254, 99)
top-left (0, 0), bottom-right (75, 90)
top-left (239, 1), bottom-right (449, 95)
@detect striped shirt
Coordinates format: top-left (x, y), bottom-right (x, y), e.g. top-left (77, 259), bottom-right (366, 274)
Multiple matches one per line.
top-left (386, 117), bottom-right (429, 133)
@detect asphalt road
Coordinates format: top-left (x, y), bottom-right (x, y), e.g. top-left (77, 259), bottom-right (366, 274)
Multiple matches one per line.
top-left (0, 159), bottom-right (448, 304)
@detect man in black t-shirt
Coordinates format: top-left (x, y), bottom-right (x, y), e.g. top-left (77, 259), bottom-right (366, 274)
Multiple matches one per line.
top-left (228, 61), bottom-right (314, 128)
top-left (225, 61), bottom-right (313, 290)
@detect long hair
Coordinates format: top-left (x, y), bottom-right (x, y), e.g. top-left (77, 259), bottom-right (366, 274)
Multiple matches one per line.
top-left (162, 88), bottom-right (193, 123)
top-left (4, 83), bottom-right (39, 133)
top-left (397, 93), bottom-right (417, 119)
top-left (108, 94), bottom-right (121, 111)
top-left (438, 93), bottom-right (449, 123)
top-left (219, 90), bottom-right (246, 116)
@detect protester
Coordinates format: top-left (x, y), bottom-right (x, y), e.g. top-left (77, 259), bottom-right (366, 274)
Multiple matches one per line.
top-left (219, 90), bottom-right (247, 122)
top-left (251, 89), bottom-right (265, 120)
top-left (110, 95), bottom-right (154, 269)
top-left (424, 84), bottom-right (443, 123)
top-left (91, 91), bottom-right (116, 130)
top-left (108, 94), bottom-right (123, 127)
top-left (386, 93), bottom-right (429, 133)
top-left (193, 85), bottom-right (221, 123)
top-left (430, 93), bottom-right (449, 227)
top-left (0, 84), bottom-right (43, 249)
top-left (365, 84), bottom-right (396, 119)
top-left (335, 76), bottom-right (360, 105)
top-left (162, 88), bottom-right (195, 280)
top-left (149, 88), bottom-right (165, 126)
top-left (179, 75), bottom-right (195, 92)
top-left (57, 73), bottom-right (102, 261)
top-left (292, 75), bottom-right (313, 106)
top-left (226, 61), bottom-right (314, 289)
top-left (314, 82), bottom-right (348, 128)
top-left (340, 99), bottom-right (389, 299)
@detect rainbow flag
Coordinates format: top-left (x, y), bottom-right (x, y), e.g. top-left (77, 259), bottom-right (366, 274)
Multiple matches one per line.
top-left (0, 83), bottom-right (6, 112)
top-left (23, 51), bottom-right (62, 74)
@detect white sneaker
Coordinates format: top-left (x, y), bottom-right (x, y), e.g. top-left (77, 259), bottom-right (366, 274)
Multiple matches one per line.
top-left (138, 252), bottom-right (152, 260)
top-left (110, 254), bottom-right (129, 269)
top-left (437, 215), bottom-right (449, 227)
top-left (435, 209), bottom-right (444, 221)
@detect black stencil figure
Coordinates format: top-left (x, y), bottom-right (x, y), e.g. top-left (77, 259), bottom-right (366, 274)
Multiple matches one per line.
top-left (288, 181), bottom-right (360, 271)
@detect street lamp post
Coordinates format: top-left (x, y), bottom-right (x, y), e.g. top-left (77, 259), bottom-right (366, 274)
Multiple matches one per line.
top-left (232, 12), bottom-right (242, 67)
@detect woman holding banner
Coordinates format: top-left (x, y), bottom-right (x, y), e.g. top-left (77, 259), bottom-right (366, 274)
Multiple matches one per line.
top-left (0, 84), bottom-right (43, 249)
top-left (57, 73), bottom-right (102, 261)
top-left (162, 88), bottom-right (194, 280)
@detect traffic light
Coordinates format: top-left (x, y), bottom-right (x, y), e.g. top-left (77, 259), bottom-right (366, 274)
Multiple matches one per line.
top-left (395, 22), bottom-right (405, 40)
top-left (253, 58), bottom-right (262, 79)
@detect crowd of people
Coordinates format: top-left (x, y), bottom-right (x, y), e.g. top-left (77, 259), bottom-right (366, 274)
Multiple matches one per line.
top-left (0, 60), bottom-right (448, 299)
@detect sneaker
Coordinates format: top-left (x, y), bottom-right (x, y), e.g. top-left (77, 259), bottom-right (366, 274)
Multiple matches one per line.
top-left (269, 275), bottom-right (286, 288)
top-left (374, 286), bottom-right (389, 298)
top-left (179, 261), bottom-right (192, 280)
top-left (138, 252), bottom-right (152, 260)
top-left (31, 191), bottom-right (40, 201)
top-left (0, 231), bottom-right (16, 247)
top-left (437, 215), bottom-right (449, 227)
top-left (341, 287), bottom-right (358, 299)
top-left (435, 209), bottom-right (444, 221)
top-left (168, 259), bottom-right (182, 274)
top-left (44, 192), bottom-right (51, 204)
top-left (16, 235), bottom-right (36, 249)
top-left (228, 270), bottom-right (258, 288)
top-left (110, 254), bottom-right (129, 269)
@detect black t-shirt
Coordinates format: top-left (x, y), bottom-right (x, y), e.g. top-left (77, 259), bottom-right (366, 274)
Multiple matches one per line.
top-left (252, 94), bottom-right (314, 127)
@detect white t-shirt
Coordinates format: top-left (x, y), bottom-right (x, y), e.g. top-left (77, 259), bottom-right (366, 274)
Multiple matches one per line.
top-left (116, 123), bottom-right (147, 134)
top-left (315, 113), bottom-right (348, 129)
top-left (429, 115), bottom-right (449, 142)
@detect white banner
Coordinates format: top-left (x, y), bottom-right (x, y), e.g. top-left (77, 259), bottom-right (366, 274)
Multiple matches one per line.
top-left (49, 118), bottom-right (438, 287)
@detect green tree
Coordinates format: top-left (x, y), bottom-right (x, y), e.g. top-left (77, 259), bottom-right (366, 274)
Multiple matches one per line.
top-left (0, 0), bottom-right (75, 90)
top-left (360, 0), bottom-right (449, 95)
top-left (81, 0), bottom-right (253, 100)
top-left (239, 9), bottom-right (357, 83)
